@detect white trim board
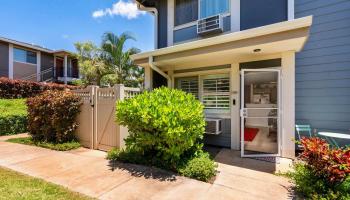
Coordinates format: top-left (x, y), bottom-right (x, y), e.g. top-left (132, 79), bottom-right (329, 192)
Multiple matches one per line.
top-left (167, 0), bottom-right (174, 46)
top-left (288, 0), bottom-right (295, 20)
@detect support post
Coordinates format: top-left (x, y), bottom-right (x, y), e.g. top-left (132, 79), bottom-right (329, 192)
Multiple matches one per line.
top-left (64, 55), bottom-right (68, 84)
top-left (8, 44), bottom-right (13, 79)
top-left (230, 63), bottom-right (240, 150)
top-left (167, 70), bottom-right (173, 88)
top-left (144, 66), bottom-right (152, 90)
top-left (37, 51), bottom-right (41, 82)
top-left (53, 55), bottom-right (56, 79)
top-left (281, 51), bottom-right (296, 158)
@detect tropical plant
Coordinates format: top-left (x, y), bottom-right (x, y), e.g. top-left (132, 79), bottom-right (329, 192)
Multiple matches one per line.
top-left (289, 137), bottom-right (350, 199)
top-left (101, 32), bottom-right (143, 87)
top-left (74, 32), bottom-right (144, 87)
top-left (74, 42), bottom-right (109, 86)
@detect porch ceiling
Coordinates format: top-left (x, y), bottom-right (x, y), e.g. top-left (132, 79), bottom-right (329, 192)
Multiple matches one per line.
top-left (131, 16), bottom-right (313, 70)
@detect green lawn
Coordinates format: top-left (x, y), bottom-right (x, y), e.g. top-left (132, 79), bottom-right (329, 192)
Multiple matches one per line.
top-left (0, 167), bottom-right (93, 200)
top-left (0, 98), bottom-right (27, 116)
top-left (7, 137), bottom-right (81, 151)
top-left (0, 99), bottom-right (28, 135)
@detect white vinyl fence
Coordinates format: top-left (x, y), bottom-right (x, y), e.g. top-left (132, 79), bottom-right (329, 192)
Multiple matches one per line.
top-left (73, 84), bottom-right (142, 151)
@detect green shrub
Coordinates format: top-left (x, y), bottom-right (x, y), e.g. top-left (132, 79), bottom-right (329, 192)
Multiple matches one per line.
top-left (116, 87), bottom-right (206, 168)
top-left (7, 137), bottom-right (81, 151)
top-left (106, 148), bottom-right (217, 182)
top-left (290, 162), bottom-right (350, 199)
top-left (290, 163), bottom-right (329, 197)
top-left (0, 99), bottom-right (27, 135)
top-left (26, 90), bottom-right (82, 143)
top-left (178, 152), bottom-right (217, 182)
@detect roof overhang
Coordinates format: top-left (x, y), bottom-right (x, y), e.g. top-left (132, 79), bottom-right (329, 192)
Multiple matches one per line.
top-left (131, 16), bottom-right (313, 69)
top-left (0, 37), bottom-right (75, 57)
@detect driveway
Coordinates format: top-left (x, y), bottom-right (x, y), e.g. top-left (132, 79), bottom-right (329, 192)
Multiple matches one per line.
top-left (0, 135), bottom-right (293, 200)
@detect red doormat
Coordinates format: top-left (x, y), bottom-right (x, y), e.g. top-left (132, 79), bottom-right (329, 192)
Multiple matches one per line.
top-left (244, 128), bottom-right (259, 141)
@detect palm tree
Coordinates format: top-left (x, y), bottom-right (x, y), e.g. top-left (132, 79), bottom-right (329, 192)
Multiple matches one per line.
top-left (74, 42), bottom-right (109, 86)
top-left (101, 32), bottom-right (143, 87)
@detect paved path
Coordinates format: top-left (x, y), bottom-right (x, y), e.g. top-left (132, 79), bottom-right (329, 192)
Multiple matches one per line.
top-left (0, 136), bottom-right (294, 200)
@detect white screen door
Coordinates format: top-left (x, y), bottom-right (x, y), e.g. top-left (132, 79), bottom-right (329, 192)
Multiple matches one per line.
top-left (240, 69), bottom-right (281, 157)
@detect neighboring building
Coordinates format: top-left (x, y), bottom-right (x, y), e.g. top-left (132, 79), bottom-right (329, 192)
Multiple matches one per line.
top-left (131, 0), bottom-right (350, 158)
top-left (0, 37), bottom-right (79, 84)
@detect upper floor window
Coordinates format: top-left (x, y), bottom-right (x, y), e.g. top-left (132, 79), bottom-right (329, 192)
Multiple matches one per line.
top-left (200, 0), bottom-right (230, 19)
top-left (175, 0), bottom-right (230, 26)
top-left (14, 48), bottom-right (37, 64)
top-left (175, 0), bottom-right (198, 26)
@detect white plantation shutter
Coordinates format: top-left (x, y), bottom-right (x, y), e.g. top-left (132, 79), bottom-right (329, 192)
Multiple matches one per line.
top-left (202, 75), bottom-right (230, 110)
top-left (178, 78), bottom-right (199, 99)
top-left (176, 74), bottom-right (230, 112)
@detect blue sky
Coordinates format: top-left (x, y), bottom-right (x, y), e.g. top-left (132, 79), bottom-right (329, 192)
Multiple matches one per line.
top-left (0, 0), bottom-right (154, 52)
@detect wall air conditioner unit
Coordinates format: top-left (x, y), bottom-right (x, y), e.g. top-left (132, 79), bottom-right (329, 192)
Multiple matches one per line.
top-left (205, 118), bottom-right (223, 135)
top-left (197, 14), bottom-right (223, 35)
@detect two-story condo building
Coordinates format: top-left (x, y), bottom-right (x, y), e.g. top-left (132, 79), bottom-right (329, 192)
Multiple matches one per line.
top-left (0, 37), bottom-right (79, 84)
top-left (131, 0), bottom-right (350, 159)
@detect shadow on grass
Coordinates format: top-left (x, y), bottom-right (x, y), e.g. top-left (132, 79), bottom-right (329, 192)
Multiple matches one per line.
top-left (107, 160), bottom-right (177, 182)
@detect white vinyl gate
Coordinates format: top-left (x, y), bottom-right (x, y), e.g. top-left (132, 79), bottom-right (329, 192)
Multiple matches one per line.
top-left (73, 85), bottom-right (141, 151)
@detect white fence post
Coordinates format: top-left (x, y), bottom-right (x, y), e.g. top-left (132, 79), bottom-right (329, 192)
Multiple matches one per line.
top-left (115, 84), bottom-right (125, 100)
top-left (115, 84), bottom-right (128, 149)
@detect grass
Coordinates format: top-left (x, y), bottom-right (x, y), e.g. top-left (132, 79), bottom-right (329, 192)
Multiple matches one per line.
top-left (0, 167), bottom-right (93, 200)
top-left (0, 99), bottom-right (27, 117)
top-left (7, 137), bottom-right (81, 151)
top-left (0, 99), bottom-right (28, 135)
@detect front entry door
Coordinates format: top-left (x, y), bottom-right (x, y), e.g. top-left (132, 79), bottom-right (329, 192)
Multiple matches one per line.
top-left (240, 69), bottom-right (281, 157)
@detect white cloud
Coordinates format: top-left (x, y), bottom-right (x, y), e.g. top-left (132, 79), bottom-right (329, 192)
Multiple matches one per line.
top-left (92, 0), bottom-right (145, 20)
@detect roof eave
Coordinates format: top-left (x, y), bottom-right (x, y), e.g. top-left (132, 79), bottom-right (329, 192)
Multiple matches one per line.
top-left (131, 16), bottom-right (313, 62)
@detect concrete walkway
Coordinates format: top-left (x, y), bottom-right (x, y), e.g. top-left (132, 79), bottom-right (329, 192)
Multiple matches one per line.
top-left (0, 135), bottom-right (294, 200)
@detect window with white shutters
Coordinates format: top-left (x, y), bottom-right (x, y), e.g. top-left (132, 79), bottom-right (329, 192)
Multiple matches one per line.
top-left (176, 74), bottom-right (230, 112)
top-left (176, 77), bottom-right (199, 99)
top-left (201, 75), bottom-right (230, 110)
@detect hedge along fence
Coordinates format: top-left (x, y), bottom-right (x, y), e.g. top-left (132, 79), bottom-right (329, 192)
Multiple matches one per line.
top-left (26, 90), bottom-right (82, 143)
top-left (0, 99), bottom-right (27, 135)
top-left (0, 77), bottom-right (79, 99)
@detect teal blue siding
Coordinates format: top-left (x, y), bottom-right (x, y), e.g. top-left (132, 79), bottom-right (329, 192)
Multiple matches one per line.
top-left (296, 0), bottom-right (350, 143)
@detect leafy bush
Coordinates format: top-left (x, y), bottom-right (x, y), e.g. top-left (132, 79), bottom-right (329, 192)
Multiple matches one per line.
top-left (0, 99), bottom-right (27, 135)
top-left (26, 90), bottom-right (82, 143)
top-left (178, 152), bottom-right (217, 182)
top-left (111, 87), bottom-right (217, 182)
top-left (289, 137), bottom-right (350, 199)
top-left (107, 148), bottom-right (217, 182)
top-left (0, 77), bottom-right (79, 99)
top-left (7, 137), bottom-right (81, 151)
top-left (299, 137), bottom-right (350, 183)
top-left (115, 87), bottom-right (206, 168)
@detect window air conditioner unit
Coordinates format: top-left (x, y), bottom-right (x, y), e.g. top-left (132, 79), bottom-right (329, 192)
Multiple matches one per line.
top-left (205, 118), bottom-right (223, 135)
top-left (197, 15), bottom-right (223, 35)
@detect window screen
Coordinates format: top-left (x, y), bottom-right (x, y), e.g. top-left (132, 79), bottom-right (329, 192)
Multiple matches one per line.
top-left (175, 0), bottom-right (198, 26)
top-left (202, 75), bottom-right (230, 110)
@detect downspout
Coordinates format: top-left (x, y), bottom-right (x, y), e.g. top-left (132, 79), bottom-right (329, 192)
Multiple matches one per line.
top-left (137, 3), bottom-right (158, 49)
